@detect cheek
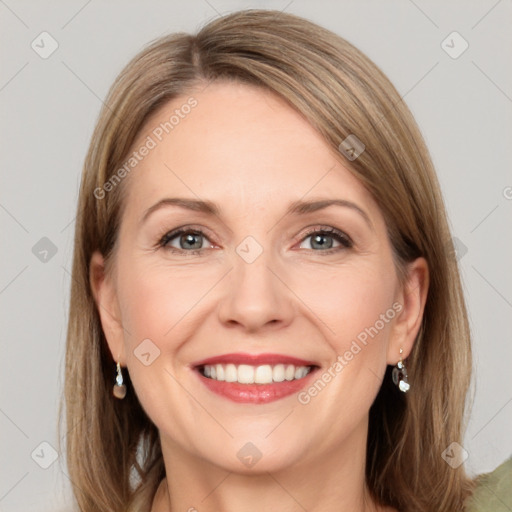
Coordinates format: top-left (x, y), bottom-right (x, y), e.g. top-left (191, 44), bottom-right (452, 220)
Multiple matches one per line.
top-left (114, 261), bottom-right (215, 438)
top-left (334, 281), bottom-right (396, 359)
top-left (114, 259), bottom-right (221, 414)
top-left (117, 259), bottom-right (219, 346)
top-left (291, 261), bottom-right (398, 415)
top-left (294, 259), bottom-right (398, 354)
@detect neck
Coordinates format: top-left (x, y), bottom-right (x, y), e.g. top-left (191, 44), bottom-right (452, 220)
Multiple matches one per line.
top-left (152, 417), bottom-right (386, 512)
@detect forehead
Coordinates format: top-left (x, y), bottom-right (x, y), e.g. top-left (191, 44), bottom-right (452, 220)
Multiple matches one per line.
top-left (121, 81), bottom-right (380, 223)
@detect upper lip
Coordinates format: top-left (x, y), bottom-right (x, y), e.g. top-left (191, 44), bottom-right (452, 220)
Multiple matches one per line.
top-left (192, 352), bottom-right (318, 368)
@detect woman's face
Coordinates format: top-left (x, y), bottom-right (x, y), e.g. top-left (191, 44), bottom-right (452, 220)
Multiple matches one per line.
top-left (92, 81), bottom-right (426, 474)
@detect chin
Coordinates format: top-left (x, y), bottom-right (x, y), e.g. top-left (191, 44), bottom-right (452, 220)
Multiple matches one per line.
top-left (205, 443), bottom-right (306, 475)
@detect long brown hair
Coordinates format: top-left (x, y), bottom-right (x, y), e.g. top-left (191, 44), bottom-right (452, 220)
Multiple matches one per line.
top-left (62, 9), bottom-right (474, 511)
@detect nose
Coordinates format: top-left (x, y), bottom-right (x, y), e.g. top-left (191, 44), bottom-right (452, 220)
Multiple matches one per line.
top-left (217, 247), bottom-right (295, 333)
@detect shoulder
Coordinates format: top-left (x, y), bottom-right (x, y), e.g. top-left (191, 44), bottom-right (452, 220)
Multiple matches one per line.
top-left (465, 456), bottom-right (512, 512)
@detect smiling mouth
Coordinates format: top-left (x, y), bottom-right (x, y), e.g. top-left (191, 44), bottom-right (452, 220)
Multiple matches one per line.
top-left (200, 363), bottom-right (313, 384)
top-left (192, 353), bottom-right (320, 404)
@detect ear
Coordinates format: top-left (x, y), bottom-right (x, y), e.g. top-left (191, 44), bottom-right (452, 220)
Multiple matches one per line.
top-left (387, 257), bottom-right (429, 364)
top-left (89, 250), bottom-right (126, 365)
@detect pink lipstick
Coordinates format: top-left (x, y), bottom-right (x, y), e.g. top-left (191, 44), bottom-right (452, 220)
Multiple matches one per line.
top-left (192, 352), bottom-right (319, 404)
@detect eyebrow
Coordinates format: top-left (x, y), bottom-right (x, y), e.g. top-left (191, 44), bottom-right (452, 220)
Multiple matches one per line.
top-left (141, 197), bottom-right (373, 229)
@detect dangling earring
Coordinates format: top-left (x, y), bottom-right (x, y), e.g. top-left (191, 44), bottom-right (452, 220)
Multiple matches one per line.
top-left (392, 348), bottom-right (410, 393)
top-left (113, 362), bottom-right (127, 399)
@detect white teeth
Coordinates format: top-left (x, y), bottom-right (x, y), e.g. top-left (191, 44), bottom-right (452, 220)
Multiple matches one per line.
top-left (295, 366), bottom-right (308, 379)
top-left (202, 363), bottom-right (312, 384)
top-left (216, 364), bottom-right (225, 381)
top-left (254, 365), bottom-right (273, 384)
top-left (272, 364), bottom-right (285, 382)
top-left (225, 363), bottom-right (237, 382)
top-left (238, 364), bottom-right (254, 384)
top-left (285, 364), bottom-right (295, 381)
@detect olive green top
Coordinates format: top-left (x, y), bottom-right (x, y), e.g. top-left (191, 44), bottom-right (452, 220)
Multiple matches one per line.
top-left (465, 456), bottom-right (512, 511)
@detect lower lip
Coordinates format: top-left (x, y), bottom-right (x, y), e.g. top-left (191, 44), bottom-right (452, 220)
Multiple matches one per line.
top-left (196, 370), bottom-right (317, 404)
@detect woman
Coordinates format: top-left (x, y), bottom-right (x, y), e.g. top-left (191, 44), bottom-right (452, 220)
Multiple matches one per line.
top-left (62, 9), bottom-right (508, 512)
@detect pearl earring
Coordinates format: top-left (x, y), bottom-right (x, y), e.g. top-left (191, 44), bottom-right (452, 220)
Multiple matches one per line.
top-left (113, 362), bottom-right (127, 399)
top-left (392, 348), bottom-right (410, 393)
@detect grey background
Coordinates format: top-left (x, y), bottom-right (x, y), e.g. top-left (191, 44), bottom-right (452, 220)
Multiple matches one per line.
top-left (1, 0), bottom-right (511, 510)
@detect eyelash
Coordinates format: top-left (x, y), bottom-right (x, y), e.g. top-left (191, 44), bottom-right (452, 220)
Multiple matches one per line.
top-left (156, 225), bottom-right (353, 256)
